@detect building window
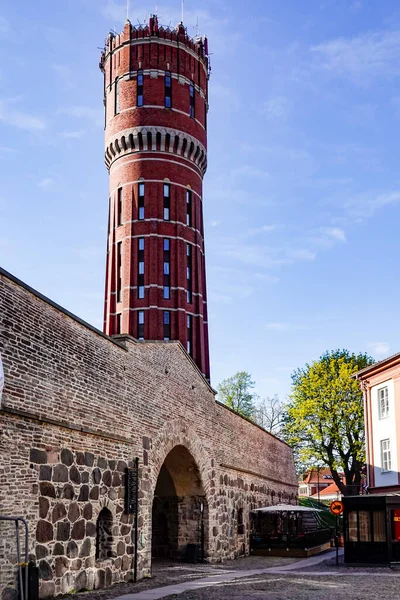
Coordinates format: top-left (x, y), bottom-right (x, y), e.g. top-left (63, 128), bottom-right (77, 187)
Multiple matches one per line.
top-left (138, 182), bottom-right (145, 220)
top-left (187, 314), bottom-right (192, 355)
top-left (163, 311), bottom-right (170, 340)
top-left (381, 439), bottom-right (391, 472)
top-left (117, 241), bottom-right (122, 303)
top-left (138, 238), bottom-right (144, 299)
top-left (373, 511), bottom-right (386, 542)
top-left (137, 70), bottom-right (144, 107)
top-left (116, 313), bottom-right (121, 335)
top-left (163, 183), bottom-right (170, 220)
top-left (163, 238), bottom-right (170, 299)
top-left (137, 310), bottom-right (144, 340)
top-left (115, 79), bottom-right (119, 114)
top-left (117, 188), bottom-right (123, 226)
top-left (186, 189), bottom-right (192, 227)
top-left (186, 244), bottom-right (192, 303)
top-left (189, 82), bottom-right (195, 118)
top-left (165, 71), bottom-right (172, 108)
top-left (379, 387), bottom-right (389, 419)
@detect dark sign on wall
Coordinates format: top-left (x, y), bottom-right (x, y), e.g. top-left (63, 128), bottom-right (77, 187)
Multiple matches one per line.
top-left (125, 460), bottom-right (139, 514)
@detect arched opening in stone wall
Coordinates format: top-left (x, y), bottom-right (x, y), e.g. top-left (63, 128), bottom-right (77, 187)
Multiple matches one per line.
top-left (96, 507), bottom-right (114, 561)
top-left (151, 445), bottom-right (208, 561)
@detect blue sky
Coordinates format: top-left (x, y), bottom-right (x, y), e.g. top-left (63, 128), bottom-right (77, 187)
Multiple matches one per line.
top-left (1, 0), bottom-right (400, 400)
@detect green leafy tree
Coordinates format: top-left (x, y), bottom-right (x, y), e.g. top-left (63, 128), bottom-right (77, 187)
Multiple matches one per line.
top-left (282, 349), bottom-right (374, 496)
top-left (217, 371), bottom-right (257, 419)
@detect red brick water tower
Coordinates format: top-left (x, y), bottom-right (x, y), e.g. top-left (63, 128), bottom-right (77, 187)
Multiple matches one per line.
top-left (100, 16), bottom-right (210, 379)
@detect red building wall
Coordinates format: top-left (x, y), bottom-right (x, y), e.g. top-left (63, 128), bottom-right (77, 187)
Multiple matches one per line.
top-left (101, 17), bottom-right (210, 379)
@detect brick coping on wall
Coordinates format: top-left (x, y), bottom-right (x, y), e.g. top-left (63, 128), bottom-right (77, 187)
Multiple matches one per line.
top-left (0, 266), bottom-right (216, 395)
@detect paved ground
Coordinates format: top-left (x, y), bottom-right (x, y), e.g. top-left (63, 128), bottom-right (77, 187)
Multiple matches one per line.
top-left (62, 552), bottom-right (400, 600)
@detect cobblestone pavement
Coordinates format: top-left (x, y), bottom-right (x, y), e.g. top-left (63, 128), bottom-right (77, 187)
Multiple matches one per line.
top-left (164, 572), bottom-right (400, 600)
top-left (58, 557), bottom-right (299, 600)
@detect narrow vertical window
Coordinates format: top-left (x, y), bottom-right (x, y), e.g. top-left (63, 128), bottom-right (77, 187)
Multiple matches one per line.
top-left (115, 79), bottom-right (119, 114)
top-left (163, 183), bottom-right (170, 220)
top-left (165, 71), bottom-right (172, 108)
top-left (189, 82), bottom-right (195, 118)
top-left (117, 241), bottom-right (122, 302)
top-left (117, 188), bottom-right (123, 226)
top-left (138, 238), bottom-right (145, 298)
top-left (137, 70), bottom-right (144, 107)
top-left (381, 439), bottom-right (391, 472)
top-left (187, 314), bottom-right (192, 355)
top-left (163, 311), bottom-right (171, 340)
top-left (116, 313), bottom-right (121, 335)
top-left (163, 238), bottom-right (170, 299)
top-left (186, 189), bottom-right (192, 227)
top-left (138, 182), bottom-right (145, 220)
top-left (379, 387), bottom-right (389, 419)
top-left (137, 310), bottom-right (145, 340)
top-left (186, 243), bottom-right (192, 303)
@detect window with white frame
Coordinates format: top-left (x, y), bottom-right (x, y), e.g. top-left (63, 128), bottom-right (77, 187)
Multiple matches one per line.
top-left (381, 439), bottom-right (391, 472)
top-left (378, 387), bottom-right (389, 419)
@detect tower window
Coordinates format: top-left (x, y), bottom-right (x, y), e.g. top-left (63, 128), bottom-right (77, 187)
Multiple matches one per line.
top-left (165, 71), bottom-right (172, 108)
top-left (187, 314), bottom-right (192, 355)
top-left (116, 313), bottom-right (122, 335)
top-left (163, 183), bottom-right (170, 220)
top-left (138, 238), bottom-right (144, 298)
top-left (189, 82), bottom-right (195, 118)
top-left (117, 188), bottom-right (123, 226)
top-left (115, 79), bottom-right (119, 114)
top-left (163, 238), bottom-right (170, 299)
top-left (186, 190), bottom-right (192, 227)
top-left (137, 70), bottom-right (144, 107)
top-left (96, 507), bottom-right (114, 560)
top-left (186, 244), bottom-right (192, 303)
top-left (138, 182), bottom-right (145, 220)
top-left (163, 311), bottom-right (171, 340)
top-left (117, 241), bottom-right (122, 302)
top-left (137, 310), bottom-right (145, 340)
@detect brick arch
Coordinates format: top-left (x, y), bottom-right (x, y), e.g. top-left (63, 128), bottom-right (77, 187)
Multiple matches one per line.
top-left (148, 418), bottom-right (213, 502)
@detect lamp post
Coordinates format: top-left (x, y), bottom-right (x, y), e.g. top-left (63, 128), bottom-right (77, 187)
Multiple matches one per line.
top-left (200, 501), bottom-right (204, 563)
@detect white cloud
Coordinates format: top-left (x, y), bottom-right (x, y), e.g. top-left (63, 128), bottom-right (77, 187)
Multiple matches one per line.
top-left (209, 220), bottom-right (221, 228)
top-left (38, 178), bottom-right (54, 188)
top-left (346, 190), bottom-right (400, 218)
top-left (321, 227), bottom-right (346, 243)
top-left (265, 322), bottom-right (291, 332)
top-left (0, 16), bottom-right (11, 39)
top-left (368, 342), bottom-right (390, 358)
top-left (0, 100), bottom-right (46, 132)
top-left (262, 97), bottom-right (289, 120)
top-left (232, 165), bottom-right (271, 180)
top-left (311, 30), bottom-right (400, 83)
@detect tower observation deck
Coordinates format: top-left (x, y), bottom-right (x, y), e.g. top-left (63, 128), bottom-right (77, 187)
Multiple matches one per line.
top-left (100, 16), bottom-right (211, 379)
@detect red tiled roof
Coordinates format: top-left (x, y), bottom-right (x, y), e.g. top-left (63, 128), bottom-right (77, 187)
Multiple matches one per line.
top-left (311, 481), bottom-right (342, 497)
top-left (302, 468), bottom-right (344, 484)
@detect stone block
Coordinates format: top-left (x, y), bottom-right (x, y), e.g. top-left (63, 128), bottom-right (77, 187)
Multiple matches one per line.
top-left (39, 581), bottom-right (55, 598)
top-left (39, 560), bottom-right (52, 580)
top-left (36, 520), bottom-right (53, 543)
top-left (83, 503), bottom-right (92, 520)
top-left (39, 465), bottom-right (52, 481)
top-left (30, 449), bottom-right (47, 464)
top-left (75, 570), bottom-right (88, 592)
top-left (89, 486), bottom-right (99, 500)
top-left (97, 457), bottom-right (108, 469)
top-left (92, 468), bottom-right (101, 484)
top-left (62, 483), bottom-right (75, 500)
top-left (39, 497), bottom-right (49, 519)
top-left (61, 448), bottom-right (74, 467)
top-left (79, 537), bottom-right (91, 558)
top-left (84, 452), bottom-right (94, 467)
top-left (71, 519), bottom-right (85, 540)
top-left (39, 482), bottom-right (56, 498)
top-left (68, 502), bottom-right (80, 523)
top-left (36, 545), bottom-right (49, 559)
top-left (78, 485), bottom-right (89, 502)
top-left (53, 542), bottom-right (64, 556)
top-left (56, 521), bottom-right (70, 541)
top-left (53, 464), bottom-right (68, 483)
top-left (70, 465), bottom-right (81, 484)
top-left (76, 452), bottom-right (85, 465)
top-left (67, 540), bottom-right (78, 558)
top-left (52, 503), bottom-right (67, 523)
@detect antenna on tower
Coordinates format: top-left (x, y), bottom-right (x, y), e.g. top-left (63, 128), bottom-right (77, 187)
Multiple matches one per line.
top-left (194, 16), bottom-right (200, 37)
top-left (127, 0), bottom-right (130, 20)
top-left (181, 0), bottom-right (185, 23)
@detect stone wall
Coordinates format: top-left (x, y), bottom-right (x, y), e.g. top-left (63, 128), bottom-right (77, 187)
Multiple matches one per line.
top-left (0, 267), bottom-right (298, 598)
